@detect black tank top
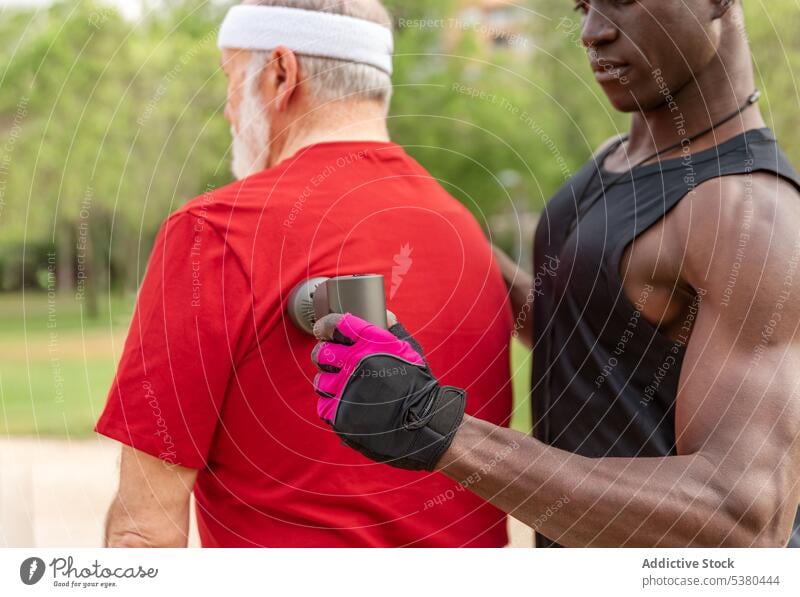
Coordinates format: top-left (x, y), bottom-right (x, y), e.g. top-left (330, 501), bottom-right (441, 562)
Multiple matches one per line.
top-left (531, 128), bottom-right (800, 548)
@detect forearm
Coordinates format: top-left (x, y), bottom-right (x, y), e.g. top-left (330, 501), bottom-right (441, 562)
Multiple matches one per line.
top-left (105, 494), bottom-right (190, 547)
top-left (491, 246), bottom-right (534, 347)
top-left (509, 280), bottom-right (534, 348)
top-left (105, 447), bottom-right (196, 548)
top-left (438, 416), bottom-right (761, 547)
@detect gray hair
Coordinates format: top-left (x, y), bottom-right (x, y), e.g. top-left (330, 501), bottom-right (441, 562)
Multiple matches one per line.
top-left (244, 0), bottom-right (393, 107)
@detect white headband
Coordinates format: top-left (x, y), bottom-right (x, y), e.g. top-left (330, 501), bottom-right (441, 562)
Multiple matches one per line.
top-left (217, 5), bottom-right (394, 75)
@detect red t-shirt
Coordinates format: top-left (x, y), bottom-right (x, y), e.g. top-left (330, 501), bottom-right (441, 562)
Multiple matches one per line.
top-left (96, 141), bottom-right (513, 547)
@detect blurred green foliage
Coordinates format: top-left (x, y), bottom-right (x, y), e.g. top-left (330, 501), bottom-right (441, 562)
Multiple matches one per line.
top-left (0, 0), bottom-right (798, 303)
top-left (0, 0), bottom-right (797, 437)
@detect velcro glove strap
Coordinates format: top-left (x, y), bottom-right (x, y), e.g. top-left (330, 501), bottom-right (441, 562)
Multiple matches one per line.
top-left (312, 314), bottom-right (466, 471)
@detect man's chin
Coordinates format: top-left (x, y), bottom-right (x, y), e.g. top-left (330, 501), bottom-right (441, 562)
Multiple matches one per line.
top-left (600, 87), bottom-right (639, 113)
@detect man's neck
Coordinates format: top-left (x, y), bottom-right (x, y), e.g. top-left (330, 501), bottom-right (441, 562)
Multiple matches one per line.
top-left (268, 100), bottom-right (390, 167)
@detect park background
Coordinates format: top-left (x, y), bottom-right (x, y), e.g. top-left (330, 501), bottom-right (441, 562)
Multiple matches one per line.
top-left (0, 0), bottom-right (798, 546)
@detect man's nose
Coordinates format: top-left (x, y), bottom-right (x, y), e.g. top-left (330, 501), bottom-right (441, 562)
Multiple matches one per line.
top-left (581, 6), bottom-right (618, 48)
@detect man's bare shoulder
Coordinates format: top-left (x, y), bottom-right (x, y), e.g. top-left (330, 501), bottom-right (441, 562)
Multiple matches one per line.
top-left (670, 171), bottom-right (800, 297)
top-left (592, 134), bottom-right (626, 159)
top-left (676, 172), bottom-right (799, 236)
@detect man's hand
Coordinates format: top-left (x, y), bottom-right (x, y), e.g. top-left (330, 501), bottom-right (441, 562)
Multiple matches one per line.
top-left (311, 313), bottom-right (465, 471)
top-left (104, 446), bottom-right (197, 547)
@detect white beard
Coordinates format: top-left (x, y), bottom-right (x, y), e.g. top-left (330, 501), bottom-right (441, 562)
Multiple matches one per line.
top-left (231, 86), bottom-right (270, 180)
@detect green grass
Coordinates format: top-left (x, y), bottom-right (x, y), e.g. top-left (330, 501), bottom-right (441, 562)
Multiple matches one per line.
top-left (0, 292), bottom-right (534, 437)
top-left (0, 292), bottom-right (134, 437)
top-left (509, 339), bottom-right (532, 434)
top-left (0, 359), bottom-right (117, 436)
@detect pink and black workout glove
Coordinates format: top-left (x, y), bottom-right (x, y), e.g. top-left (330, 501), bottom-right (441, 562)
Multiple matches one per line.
top-left (311, 313), bottom-right (465, 471)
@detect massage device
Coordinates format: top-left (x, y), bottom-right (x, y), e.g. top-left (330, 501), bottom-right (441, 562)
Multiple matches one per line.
top-left (288, 274), bottom-right (388, 335)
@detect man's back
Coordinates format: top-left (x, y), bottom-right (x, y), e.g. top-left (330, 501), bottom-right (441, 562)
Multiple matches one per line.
top-left (97, 141), bottom-right (513, 546)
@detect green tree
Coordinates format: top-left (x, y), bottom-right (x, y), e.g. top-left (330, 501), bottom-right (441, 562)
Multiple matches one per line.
top-left (0, 0), bottom-right (230, 312)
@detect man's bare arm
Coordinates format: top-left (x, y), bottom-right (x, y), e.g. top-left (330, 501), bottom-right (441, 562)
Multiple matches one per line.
top-left (105, 446), bottom-right (197, 547)
top-left (438, 175), bottom-right (800, 547)
top-left (492, 245), bottom-right (534, 347)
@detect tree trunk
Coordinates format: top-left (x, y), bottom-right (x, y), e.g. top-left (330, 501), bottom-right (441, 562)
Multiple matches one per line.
top-left (77, 218), bottom-right (99, 319)
top-left (56, 221), bottom-right (74, 295)
top-left (122, 234), bottom-right (142, 295)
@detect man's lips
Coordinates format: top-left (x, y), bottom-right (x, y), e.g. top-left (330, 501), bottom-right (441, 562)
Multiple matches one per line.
top-left (590, 59), bottom-right (631, 83)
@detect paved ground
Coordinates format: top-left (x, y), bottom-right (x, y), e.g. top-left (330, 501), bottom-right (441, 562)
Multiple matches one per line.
top-left (0, 438), bottom-right (533, 548)
top-left (0, 437), bottom-right (201, 547)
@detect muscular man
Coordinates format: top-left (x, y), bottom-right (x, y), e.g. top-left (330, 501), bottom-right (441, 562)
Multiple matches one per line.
top-left (97, 0), bottom-right (513, 547)
top-left (311, 0), bottom-right (800, 547)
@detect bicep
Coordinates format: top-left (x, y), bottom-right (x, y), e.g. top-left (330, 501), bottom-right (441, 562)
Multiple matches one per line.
top-left (675, 177), bottom-right (800, 499)
top-left (674, 297), bottom-right (800, 545)
top-left (676, 303), bottom-right (800, 465)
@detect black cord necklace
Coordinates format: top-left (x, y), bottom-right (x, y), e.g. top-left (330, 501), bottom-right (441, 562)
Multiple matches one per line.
top-left (566, 90), bottom-right (761, 235)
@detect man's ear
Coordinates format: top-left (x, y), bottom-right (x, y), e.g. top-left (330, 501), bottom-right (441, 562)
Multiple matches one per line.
top-left (710, 0), bottom-right (735, 20)
top-left (266, 46), bottom-right (300, 112)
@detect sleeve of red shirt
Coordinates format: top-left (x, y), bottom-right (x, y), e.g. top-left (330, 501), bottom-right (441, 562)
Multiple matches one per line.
top-left (95, 209), bottom-right (251, 469)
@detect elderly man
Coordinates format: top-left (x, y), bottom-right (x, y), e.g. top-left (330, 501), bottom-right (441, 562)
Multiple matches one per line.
top-left (311, 0), bottom-right (800, 547)
top-left (96, 0), bottom-right (512, 547)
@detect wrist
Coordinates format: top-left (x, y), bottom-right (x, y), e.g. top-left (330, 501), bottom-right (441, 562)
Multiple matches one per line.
top-left (421, 385), bottom-right (466, 470)
top-left (434, 413), bottom-right (474, 471)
